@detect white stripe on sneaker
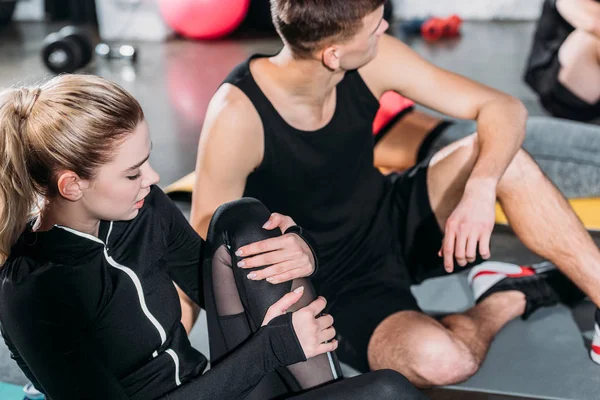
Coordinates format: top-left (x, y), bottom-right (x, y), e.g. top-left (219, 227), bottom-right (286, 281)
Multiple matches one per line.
top-left (467, 261), bottom-right (524, 284)
top-left (468, 261), bottom-right (524, 301)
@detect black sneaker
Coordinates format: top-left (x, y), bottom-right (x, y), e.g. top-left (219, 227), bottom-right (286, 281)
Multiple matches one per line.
top-left (468, 261), bottom-right (577, 320)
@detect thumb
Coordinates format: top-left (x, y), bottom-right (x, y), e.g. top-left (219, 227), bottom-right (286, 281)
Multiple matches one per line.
top-left (262, 286), bottom-right (304, 326)
top-left (263, 213), bottom-right (282, 230)
top-left (264, 213), bottom-right (296, 232)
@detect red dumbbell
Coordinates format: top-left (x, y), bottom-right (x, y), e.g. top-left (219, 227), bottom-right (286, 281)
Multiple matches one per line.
top-left (421, 17), bottom-right (444, 41)
top-left (421, 14), bottom-right (462, 41)
top-left (443, 15), bottom-right (462, 37)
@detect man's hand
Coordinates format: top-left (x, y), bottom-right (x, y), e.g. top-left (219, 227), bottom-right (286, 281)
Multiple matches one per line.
top-left (439, 186), bottom-right (496, 272)
top-left (236, 213), bottom-right (316, 284)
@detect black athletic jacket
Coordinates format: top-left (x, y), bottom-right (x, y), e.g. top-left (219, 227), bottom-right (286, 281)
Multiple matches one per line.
top-left (0, 186), bottom-right (304, 400)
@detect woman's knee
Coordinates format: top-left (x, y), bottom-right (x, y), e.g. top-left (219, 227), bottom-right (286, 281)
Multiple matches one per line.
top-left (369, 370), bottom-right (427, 400)
top-left (208, 198), bottom-right (279, 249)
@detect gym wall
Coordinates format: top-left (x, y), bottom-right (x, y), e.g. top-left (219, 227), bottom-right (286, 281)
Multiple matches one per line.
top-left (15, 0), bottom-right (546, 40)
top-left (13, 0), bottom-right (44, 21)
top-left (96, 0), bottom-right (170, 41)
top-left (15, 0), bottom-right (97, 22)
top-left (392, 0), bottom-right (545, 20)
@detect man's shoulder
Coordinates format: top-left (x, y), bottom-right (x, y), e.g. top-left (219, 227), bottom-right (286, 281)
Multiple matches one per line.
top-left (215, 83), bottom-right (258, 111)
top-left (217, 55), bottom-right (282, 115)
top-left (199, 84), bottom-right (264, 171)
top-left (204, 83), bottom-right (264, 142)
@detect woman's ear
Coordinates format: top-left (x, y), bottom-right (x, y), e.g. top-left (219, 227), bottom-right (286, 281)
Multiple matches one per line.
top-left (56, 171), bottom-right (88, 202)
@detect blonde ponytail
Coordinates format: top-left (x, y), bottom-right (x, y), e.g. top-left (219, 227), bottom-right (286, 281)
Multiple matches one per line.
top-left (0, 87), bottom-right (41, 263)
top-left (0, 75), bottom-right (144, 264)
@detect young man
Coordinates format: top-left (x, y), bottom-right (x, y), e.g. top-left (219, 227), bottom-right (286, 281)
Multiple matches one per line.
top-left (525, 0), bottom-right (600, 121)
top-left (189, 0), bottom-right (600, 387)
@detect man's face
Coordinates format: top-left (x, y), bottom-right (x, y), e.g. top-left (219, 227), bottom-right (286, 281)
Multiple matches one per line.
top-left (334, 5), bottom-right (389, 70)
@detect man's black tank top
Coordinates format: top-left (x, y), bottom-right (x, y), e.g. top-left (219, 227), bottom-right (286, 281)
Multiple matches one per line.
top-left (223, 55), bottom-right (392, 290)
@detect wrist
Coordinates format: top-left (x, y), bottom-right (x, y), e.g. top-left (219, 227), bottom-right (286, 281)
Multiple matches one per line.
top-left (285, 225), bottom-right (319, 276)
top-left (265, 313), bottom-right (307, 366)
top-left (464, 177), bottom-right (498, 198)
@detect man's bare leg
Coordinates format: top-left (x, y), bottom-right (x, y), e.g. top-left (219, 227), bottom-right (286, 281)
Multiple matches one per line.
top-left (368, 292), bottom-right (525, 388)
top-left (369, 135), bottom-right (526, 387)
top-left (369, 133), bottom-right (600, 387)
top-left (428, 133), bottom-right (600, 306)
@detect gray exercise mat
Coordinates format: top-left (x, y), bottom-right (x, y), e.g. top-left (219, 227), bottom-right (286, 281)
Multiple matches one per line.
top-left (410, 272), bottom-right (600, 400)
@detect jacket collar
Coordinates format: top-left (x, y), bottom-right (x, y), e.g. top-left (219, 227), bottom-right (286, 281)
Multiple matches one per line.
top-left (11, 221), bottom-right (110, 264)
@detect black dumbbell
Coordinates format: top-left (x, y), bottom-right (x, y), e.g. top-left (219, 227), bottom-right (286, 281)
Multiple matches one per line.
top-left (42, 26), bottom-right (93, 74)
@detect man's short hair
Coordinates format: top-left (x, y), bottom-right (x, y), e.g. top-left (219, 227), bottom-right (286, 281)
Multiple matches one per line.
top-left (271, 0), bottom-right (387, 58)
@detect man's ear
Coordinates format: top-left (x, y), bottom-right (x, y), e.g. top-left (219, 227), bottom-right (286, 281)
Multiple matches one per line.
top-left (56, 171), bottom-right (88, 202)
top-left (322, 46), bottom-right (341, 70)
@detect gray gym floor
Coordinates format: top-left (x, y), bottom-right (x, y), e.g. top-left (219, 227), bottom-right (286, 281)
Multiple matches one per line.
top-left (1, 20), bottom-right (599, 400)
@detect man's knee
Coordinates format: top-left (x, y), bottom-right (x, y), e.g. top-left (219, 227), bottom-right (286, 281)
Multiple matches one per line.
top-left (501, 148), bottom-right (544, 190)
top-left (368, 315), bottom-right (480, 387)
top-left (407, 336), bottom-right (480, 387)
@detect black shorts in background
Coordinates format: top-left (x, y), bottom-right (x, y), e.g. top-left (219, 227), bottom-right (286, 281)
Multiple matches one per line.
top-left (528, 55), bottom-right (600, 122)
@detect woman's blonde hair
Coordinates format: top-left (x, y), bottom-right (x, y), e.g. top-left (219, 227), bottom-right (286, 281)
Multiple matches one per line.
top-left (0, 74), bottom-right (144, 263)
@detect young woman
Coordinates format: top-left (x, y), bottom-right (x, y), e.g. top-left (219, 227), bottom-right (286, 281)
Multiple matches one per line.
top-left (0, 75), bottom-right (426, 400)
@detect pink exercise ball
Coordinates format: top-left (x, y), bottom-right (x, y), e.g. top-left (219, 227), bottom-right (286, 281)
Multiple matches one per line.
top-left (159, 0), bottom-right (250, 40)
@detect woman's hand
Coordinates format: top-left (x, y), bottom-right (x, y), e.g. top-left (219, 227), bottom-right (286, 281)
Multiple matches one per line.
top-left (236, 213), bottom-right (316, 284)
top-left (262, 287), bottom-right (338, 359)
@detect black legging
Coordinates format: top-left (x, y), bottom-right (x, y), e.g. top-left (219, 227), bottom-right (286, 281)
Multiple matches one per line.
top-left (203, 198), bottom-right (427, 400)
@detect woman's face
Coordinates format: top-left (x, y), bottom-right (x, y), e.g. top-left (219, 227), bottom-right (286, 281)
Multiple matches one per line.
top-left (81, 120), bottom-right (160, 221)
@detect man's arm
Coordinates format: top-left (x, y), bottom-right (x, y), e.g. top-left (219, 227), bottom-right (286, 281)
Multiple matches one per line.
top-left (360, 34), bottom-right (528, 190)
top-left (184, 84), bottom-right (316, 332)
top-left (556, 0), bottom-right (600, 39)
top-left (177, 85), bottom-right (262, 333)
top-left (190, 84), bottom-right (264, 239)
top-left (361, 34), bottom-right (527, 270)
